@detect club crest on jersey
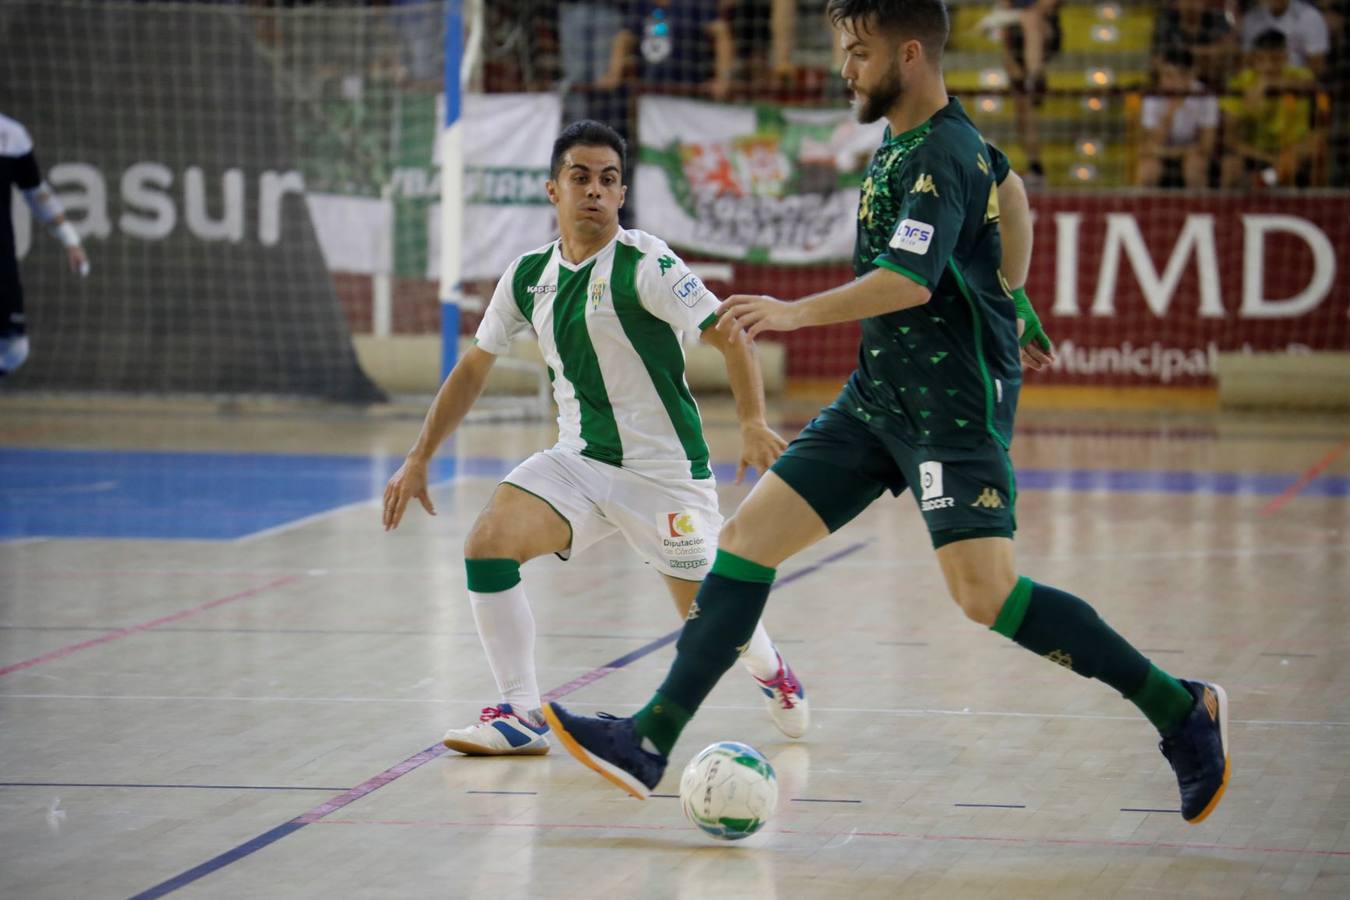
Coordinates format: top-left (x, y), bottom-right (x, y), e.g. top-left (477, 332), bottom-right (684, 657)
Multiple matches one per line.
top-left (889, 218), bottom-right (934, 255)
top-left (910, 173), bottom-right (939, 196)
top-left (672, 272), bottom-right (707, 309)
top-left (589, 278), bottom-right (606, 310)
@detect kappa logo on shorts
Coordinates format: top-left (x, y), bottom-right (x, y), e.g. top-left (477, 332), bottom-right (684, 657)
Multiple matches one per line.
top-left (889, 218), bottom-right (934, 255)
top-left (971, 488), bottom-right (1004, 509)
top-left (919, 461), bottom-right (954, 511)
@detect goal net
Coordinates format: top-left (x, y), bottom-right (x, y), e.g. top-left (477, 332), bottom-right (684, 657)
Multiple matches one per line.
top-left (4, 0), bottom-right (1347, 402)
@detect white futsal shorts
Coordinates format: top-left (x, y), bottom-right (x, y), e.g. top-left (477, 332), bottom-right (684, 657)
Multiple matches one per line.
top-left (501, 447), bottom-right (723, 580)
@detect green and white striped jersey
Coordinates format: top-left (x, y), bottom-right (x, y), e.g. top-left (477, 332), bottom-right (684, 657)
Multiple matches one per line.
top-left (476, 228), bottom-right (721, 480)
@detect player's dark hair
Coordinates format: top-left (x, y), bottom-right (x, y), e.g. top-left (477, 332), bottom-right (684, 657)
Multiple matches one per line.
top-left (550, 120), bottom-right (628, 183)
top-left (1252, 28), bottom-right (1287, 51)
top-left (826, 0), bottom-right (951, 62)
top-left (1161, 47), bottom-right (1195, 70)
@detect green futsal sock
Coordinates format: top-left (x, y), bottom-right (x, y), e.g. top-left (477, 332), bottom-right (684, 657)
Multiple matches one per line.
top-left (992, 577), bottom-right (1195, 733)
top-left (633, 550), bottom-right (776, 756)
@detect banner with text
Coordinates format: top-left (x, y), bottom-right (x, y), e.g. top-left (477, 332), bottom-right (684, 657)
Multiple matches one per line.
top-left (732, 194), bottom-right (1349, 385)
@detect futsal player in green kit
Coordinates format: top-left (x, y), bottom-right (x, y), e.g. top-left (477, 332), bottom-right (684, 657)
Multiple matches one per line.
top-left (545, 0), bottom-right (1230, 824)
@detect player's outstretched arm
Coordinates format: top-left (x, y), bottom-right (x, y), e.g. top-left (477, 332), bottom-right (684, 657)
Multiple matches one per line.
top-left (383, 346), bottom-right (497, 530)
top-left (699, 322), bottom-right (788, 483)
top-left (717, 266), bottom-right (930, 339)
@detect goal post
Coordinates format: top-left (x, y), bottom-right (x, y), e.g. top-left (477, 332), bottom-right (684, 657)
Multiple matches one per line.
top-left (439, 0), bottom-right (464, 383)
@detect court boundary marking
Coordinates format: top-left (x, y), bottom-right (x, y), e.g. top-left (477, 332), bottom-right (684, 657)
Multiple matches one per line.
top-left (305, 816), bottom-right (1350, 860)
top-left (124, 541), bottom-right (870, 899)
top-left (0, 575), bottom-right (303, 679)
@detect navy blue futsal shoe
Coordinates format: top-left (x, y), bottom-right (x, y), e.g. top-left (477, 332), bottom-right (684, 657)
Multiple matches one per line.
top-left (1159, 679), bottom-right (1230, 823)
top-left (542, 703), bottom-right (666, 799)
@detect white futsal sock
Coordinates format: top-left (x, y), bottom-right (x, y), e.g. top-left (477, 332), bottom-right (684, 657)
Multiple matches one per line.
top-left (468, 582), bottom-right (542, 720)
top-left (739, 621), bottom-right (781, 680)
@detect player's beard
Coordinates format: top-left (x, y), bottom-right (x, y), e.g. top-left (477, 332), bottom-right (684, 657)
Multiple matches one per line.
top-left (854, 60), bottom-right (904, 124)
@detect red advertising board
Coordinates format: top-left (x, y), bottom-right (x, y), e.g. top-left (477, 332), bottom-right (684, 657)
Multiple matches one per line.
top-left (718, 193), bottom-right (1350, 386)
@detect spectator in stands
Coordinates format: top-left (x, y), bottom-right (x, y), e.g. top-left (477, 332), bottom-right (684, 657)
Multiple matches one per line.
top-left (1221, 29), bottom-right (1323, 186)
top-left (1137, 48), bottom-right (1220, 189)
top-left (1241, 0), bottom-right (1329, 77)
top-left (1000, 0), bottom-right (1062, 185)
top-left (559, 3), bottom-right (625, 123)
top-left (597, 0), bottom-right (734, 100)
top-left (721, 0), bottom-right (797, 89)
top-left (1151, 0), bottom-right (1238, 88)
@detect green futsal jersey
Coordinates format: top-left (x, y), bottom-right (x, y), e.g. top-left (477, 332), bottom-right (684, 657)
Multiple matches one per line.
top-left (835, 98), bottom-right (1020, 449)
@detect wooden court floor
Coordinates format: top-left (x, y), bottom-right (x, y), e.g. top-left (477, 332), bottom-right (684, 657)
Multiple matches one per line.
top-left (2, 398), bottom-right (1348, 899)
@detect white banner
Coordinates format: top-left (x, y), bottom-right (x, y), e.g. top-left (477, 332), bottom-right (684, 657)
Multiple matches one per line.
top-left (450, 92), bottom-right (561, 280)
top-left (635, 96), bottom-right (884, 263)
top-left (306, 92), bottom-right (560, 282)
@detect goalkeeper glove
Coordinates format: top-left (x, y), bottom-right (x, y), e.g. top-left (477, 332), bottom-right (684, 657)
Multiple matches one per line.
top-left (1012, 286), bottom-right (1053, 353)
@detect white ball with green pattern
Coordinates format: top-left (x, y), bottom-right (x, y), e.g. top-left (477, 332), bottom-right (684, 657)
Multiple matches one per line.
top-left (679, 741), bottom-right (778, 841)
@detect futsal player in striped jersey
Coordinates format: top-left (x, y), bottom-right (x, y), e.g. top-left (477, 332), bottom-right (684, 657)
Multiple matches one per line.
top-left (383, 120), bottom-right (809, 756)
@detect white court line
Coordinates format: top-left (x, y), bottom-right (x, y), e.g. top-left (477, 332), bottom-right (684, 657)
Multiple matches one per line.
top-left (10, 542), bottom-right (1347, 575)
top-left (4, 692), bottom-right (1345, 727)
top-left (231, 473), bottom-right (493, 545)
top-left (0, 537), bottom-right (49, 547)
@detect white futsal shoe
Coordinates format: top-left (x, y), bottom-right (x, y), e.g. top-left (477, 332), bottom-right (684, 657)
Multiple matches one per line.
top-left (755, 650), bottom-right (810, 739)
top-left (442, 703), bottom-right (550, 756)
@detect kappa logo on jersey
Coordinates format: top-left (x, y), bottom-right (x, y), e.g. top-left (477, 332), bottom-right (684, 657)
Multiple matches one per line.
top-left (672, 272), bottom-right (707, 309)
top-left (526, 284), bottom-right (556, 294)
top-left (919, 461), bottom-right (954, 510)
top-left (657, 254), bottom-right (678, 275)
top-left (589, 278), bottom-right (606, 310)
top-left (971, 488), bottom-right (1004, 509)
top-left (889, 218), bottom-right (934, 255)
top-left (910, 173), bottom-right (939, 196)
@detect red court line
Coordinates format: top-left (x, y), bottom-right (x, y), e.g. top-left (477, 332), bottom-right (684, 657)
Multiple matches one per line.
top-left (1260, 436), bottom-right (1350, 516)
top-left (310, 817), bottom-right (1350, 859)
top-left (0, 575), bottom-right (302, 678)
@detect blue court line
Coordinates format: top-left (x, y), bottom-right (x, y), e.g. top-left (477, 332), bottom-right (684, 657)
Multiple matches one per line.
top-left (4, 447), bottom-right (1347, 543)
top-left (125, 541), bottom-right (870, 899)
top-left (0, 782), bottom-right (348, 792)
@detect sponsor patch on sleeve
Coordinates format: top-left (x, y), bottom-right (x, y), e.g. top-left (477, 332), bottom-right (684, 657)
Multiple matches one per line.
top-left (889, 218), bottom-right (934, 255)
top-left (672, 272), bottom-right (708, 309)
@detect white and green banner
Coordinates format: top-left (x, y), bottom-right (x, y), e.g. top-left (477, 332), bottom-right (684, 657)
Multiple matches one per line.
top-left (454, 92), bottom-right (561, 280)
top-left (635, 96), bottom-right (885, 264)
top-left (305, 92), bottom-right (560, 282)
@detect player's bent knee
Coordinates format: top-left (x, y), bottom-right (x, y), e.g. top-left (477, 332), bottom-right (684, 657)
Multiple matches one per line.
top-left (717, 515), bottom-right (751, 556)
top-left (463, 519), bottom-right (520, 561)
top-left (948, 577), bottom-right (1010, 627)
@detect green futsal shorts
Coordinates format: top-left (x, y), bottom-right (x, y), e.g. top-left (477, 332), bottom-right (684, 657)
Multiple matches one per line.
top-left (770, 405), bottom-right (1017, 549)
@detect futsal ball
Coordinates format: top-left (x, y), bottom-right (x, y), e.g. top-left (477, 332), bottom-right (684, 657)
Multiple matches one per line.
top-left (679, 741), bottom-right (778, 841)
